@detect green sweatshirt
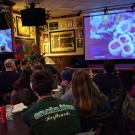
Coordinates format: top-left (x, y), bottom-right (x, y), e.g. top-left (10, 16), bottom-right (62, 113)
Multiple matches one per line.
top-left (22, 97), bottom-right (81, 135)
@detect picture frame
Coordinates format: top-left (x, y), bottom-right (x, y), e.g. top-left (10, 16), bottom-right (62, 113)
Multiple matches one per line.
top-left (77, 38), bottom-right (84, 48)
top-left (67, 20), bottom-right (73, 27)
top-left (14, 38), bottom-right (35, 59)
top-left (49, 22), bottom-right (59, 30)
top-left (76, 29), bottom-right (84, 38)
top-left (43, 34), bottom-right (49, 43)
top-left (76, 17), bottom-right (83, 27)
top-left (16, 16), bottom-right (30, 37)
top-left (50, 30), bottom-right (75, 53)
top-left (39, 23), bottom-right (48, 32)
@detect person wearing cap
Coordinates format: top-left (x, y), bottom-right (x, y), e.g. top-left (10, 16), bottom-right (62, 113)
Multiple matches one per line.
top-left (59, 69), bottom-right (74, 103)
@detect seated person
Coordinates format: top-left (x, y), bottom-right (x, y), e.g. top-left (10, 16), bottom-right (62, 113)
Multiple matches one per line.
top-left (72, 70), bottom-right (111, 132)
top-left (22, 70), bottom-right (81, 135)
top-left (122, 84), bottom-right (135, 134)
top-left (93, 61), bottom-right (123, 104)
top-left (0, 59), bottom-right (19, 104)
top-left (59, 69), bottom-right (74, 103)
top-left (10, 69), bottom-right (33, 106)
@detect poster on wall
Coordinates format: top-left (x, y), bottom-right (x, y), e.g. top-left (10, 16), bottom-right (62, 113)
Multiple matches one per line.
top-left (50, 30), bottom-right (75, 53)
top-left (77, 39), bottom-right (84, 48)
top-left (43, 34), bottom-right (49, 43)
top-left (16, 16), bottom-right (30, 37)
top-left (76, 18), bottom-right (83, 27)
top-left (14, 38), bottom-right (35, 59)
top-left (49, 22), bottom-right (59, 30)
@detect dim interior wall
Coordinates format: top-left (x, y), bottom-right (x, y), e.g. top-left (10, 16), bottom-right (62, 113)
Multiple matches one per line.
top-left (40, 16), bottom-right (84, 57)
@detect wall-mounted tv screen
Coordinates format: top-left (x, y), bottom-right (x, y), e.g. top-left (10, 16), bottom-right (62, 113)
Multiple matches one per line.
top-left (0, 28), bottom-right (13, 53)
top-left (84, 11), bottom-right (135, 60)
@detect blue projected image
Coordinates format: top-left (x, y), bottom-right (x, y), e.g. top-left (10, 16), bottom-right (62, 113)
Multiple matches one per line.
top-left (0, 28), bottom-right (12, 52)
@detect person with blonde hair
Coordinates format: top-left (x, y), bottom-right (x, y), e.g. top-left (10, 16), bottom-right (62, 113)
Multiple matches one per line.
top-left (0, 58), bottom-right (19, 104)
top-left (72, 70), bottom-right (111, 132)
top-left (4, 58), bottom-right (17, 71)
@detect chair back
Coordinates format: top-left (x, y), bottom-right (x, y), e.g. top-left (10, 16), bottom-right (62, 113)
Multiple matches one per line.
top-left (80, 112), bottom-right (114, 134)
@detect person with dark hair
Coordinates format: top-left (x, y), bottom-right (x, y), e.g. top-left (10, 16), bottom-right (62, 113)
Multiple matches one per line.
top-left (59, 69), bottom-right (74, 103)
top-left (31, 62), bottom-right (44, 72)
top-left (104, 61), bottom-right (115, 73)
top-left (72, 70), bottom-right (111, 132)
top-left (10, 69), bottom-right (33, 106)
top-left (22, 70), bottom-right (81, 135)
top-left (93, 61), bottom-right (123, 107)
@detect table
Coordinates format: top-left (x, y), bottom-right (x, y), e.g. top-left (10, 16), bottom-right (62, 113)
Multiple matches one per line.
top-left (0, 113), bottom-right (31, 135)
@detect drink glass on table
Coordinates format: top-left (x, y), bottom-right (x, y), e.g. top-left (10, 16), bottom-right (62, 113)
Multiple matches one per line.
top-left (6, 105), bottom-right (13, 120)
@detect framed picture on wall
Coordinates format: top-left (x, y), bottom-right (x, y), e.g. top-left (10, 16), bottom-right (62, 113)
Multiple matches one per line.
top-left (50, 30), bottom-right (75, 53)
top-left (77, 38), bottom-right (84, 48)
top-left (43, 34), bottom-right (49, 43)
top-left (14, 38), bottom-right (35, 59)
top-left (49, 22), bottom-right (59, 30)
top-left (16, 16), bottom-right (30, 37)
top-left (76, 17), bottom-right (83, 27)
top-left (67, 20), bottom-right (73, 27)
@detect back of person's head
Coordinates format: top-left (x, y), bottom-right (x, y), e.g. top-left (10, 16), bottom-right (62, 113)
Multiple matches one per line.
top-left (61, 69), bottom-right (73, 82)
top-left (21, 59), bottom-right (27, 66)
top-left (104, 60), bottom-right (115, 73)
top-left (72, 69), bottom-right (105, 113)
top-left (13, 68), bottom-right (32, 91)
top-left (30, 70), bottom-right (53, 96)
top-left (31, 62), bottom-right (44, 71)
top-left (4, 58), bottom-right (16, 71)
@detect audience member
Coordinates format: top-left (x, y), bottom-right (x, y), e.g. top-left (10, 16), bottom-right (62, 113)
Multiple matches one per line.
top-left (20, 59), bottom-right (31, 71)
top-left (93, 61), bottom-right (123, 106)
top-left (122, 82), bottom-right (135, 134)
top-left (10, 69), bottom-right (33, 106)
top-left (22, 70), bottom-right (81, 135)
top-left (72, 70), bottom-right (111, 132)
top-left (59, 69), bottom-right (74, 103)
top-left (0, 59), bottom-right (19, 104)
top-left (31, 62), bottom-right (44, 72)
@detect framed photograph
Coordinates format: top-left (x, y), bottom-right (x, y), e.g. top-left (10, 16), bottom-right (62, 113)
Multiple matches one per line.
top-left (16, 16), bottom-right (30, 37)
top-left (76, 17), bottom-right (83, 27)
top-left (39, 23), bottom-right (48, 32)
top-left (43, 34), bottom-right (49, 43)
top-left (67, 20), bottom-right (73, 27)
top-left (50, 30), bottom-right (75, 53)
top-left (76, 29), bottom-right (84, 38)
top-left (49, 22), bottom-right (59, 30)
top-left (14, 38), bottom-right (35, 59)
top-left (77, 38), bottom-right (84, 48)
